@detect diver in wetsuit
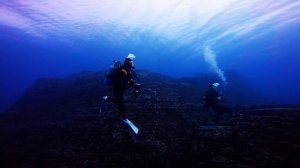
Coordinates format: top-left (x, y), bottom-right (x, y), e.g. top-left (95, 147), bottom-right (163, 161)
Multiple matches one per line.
top-left (203, 83), bottom-right (231, 123)
top-left (103, 54), bottom-right (140, 120)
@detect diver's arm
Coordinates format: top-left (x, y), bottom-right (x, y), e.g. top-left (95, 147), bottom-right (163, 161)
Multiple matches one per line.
top-left (128, 70), bottom-right (140, 96)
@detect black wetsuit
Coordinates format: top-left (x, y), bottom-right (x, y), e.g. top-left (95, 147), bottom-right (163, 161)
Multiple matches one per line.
top-left (203, 87), bottom-right (231, 122)
top-left (108, 65), bottom-right (136, 119)
top-left (204, 88), bottom-right (219, 108)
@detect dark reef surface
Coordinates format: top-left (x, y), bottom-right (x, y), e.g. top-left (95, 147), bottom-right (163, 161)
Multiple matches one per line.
top-left (1, 71), bottom-right (299, 168)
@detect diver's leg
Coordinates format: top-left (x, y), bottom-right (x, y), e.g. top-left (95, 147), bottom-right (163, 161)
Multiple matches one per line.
top-left (224, 106), bottom-right (232, 116)
top-left (107, 97), bottom-right (117, 103)
top-left (213, 105), bottom-right (222, 124)
top-left (115, 89), bottom-right (126, 119)
top-left (107, 87), bottom-right (120, 104)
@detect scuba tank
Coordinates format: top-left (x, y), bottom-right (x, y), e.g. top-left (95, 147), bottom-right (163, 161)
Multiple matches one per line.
top-left (103, 60), bottom-right (122, 85)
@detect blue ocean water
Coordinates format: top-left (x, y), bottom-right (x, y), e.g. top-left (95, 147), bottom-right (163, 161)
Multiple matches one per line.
top-left (1, 0), bottom-right (300, 112)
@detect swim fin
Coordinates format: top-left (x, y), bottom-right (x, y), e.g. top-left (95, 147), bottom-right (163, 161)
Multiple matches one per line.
top-left (122, 118), bottom-right (139, 134)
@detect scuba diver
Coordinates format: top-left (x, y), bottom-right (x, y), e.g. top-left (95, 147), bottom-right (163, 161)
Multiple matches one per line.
top-left (102, 54), bottom-right (140, 121)
top-left (203, 83), bottom-right (231, 123)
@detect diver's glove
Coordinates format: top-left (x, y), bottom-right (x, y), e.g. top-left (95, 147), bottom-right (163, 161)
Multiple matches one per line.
top-left (133, 83), bottom-right (140, 97)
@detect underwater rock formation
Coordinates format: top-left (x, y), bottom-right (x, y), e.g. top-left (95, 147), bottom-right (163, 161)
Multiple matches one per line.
top-left (1, 71), bottom-right (299, 168)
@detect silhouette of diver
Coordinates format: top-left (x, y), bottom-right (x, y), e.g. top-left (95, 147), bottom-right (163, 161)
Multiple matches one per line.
top-left (203, 83), bottom-right (231, 123)
top-left (102, 54), bottom-right (140, 120)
